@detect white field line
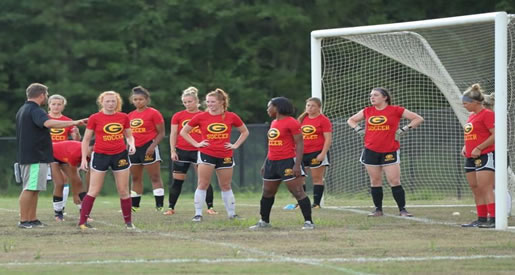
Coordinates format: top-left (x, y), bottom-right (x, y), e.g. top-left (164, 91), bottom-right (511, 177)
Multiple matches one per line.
top-left (1, 254), bottom-right (514, 267)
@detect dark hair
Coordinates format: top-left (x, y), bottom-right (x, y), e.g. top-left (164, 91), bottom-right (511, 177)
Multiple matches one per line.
top-left (130, 85), bottom-right (151, 104)
top-left (373, 87), bottom-right (392, 105)
top-left (26, 83), bottom-right (48, 99)
top-left (270, 97), bottom-right (294, 116)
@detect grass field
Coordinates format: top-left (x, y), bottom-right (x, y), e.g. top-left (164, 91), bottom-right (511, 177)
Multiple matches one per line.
top-left (1, 191), bottom-right (514, 275)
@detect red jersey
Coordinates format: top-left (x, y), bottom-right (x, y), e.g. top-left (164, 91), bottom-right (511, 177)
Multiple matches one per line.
top-left (188, 111), bottom-right (244, 158)
top-left (49, 115), bottom-right (76, 143)
top-left (301, 114), bottom-right (332, 154)
top-left (363, 105), bottom-right (405, 153)
top-left (171, 110), bottom-right (203, 151)
top-left (464, 109), bottom-right (495, 157)
top-left (87, 112), bottom-right (130, 155)
top-left (128, 107), bottom-right (164, 147)
top-left (53, 140), bottom-right (82, 166)
top-left (267, 116), bottom-right (302, 160)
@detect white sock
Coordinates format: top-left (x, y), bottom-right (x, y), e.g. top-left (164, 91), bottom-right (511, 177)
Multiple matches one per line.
top-left (62, 184), bottom-right (70, 209)
top-left (53, 199), bottom-right (64, 212)
top-left (153, 188), bottom-right (164, 196)
top-left (221, 190), bottom-right (236, 217)
top-left (194, 189), bottom-right (207, 216)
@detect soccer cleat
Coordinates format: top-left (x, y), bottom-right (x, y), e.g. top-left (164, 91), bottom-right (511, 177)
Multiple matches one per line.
top-left (192, 215), bottom-right (203, 222)
top-left (229, 214), bottom-right (242, 220)
top-left (30, 220), bottom-right (47, 228)
top-left (399, 210), bottom-right (413, 217)
top-left (461, 220), bottom-right (480, 227)
top-left (302, 221), bottom-right (315, 230)
top-left (206, 208), bottom-right (219, 215)
top-left (478, 218), bottom-right (495, 229)
top-left (126, 222), bottom-right (137, 229)
top-left (163, 209), bottom-right (175, 216)
top-left (79, 223), bottom-right (96, 231)
top-left (312, 204), bottom-right (321, 209)
top-left (368, 209), bottom-right (383, 217)
top-left (131, 206), bottom-right (140, 212)
top-left (17, 221), bottom-right (33, 229)
top-left (155, 207), bottom-right (163, 212)
top-left (249, 219), bottom-right (271, 230)
top-left (54, 211), bottom-right (64, 222)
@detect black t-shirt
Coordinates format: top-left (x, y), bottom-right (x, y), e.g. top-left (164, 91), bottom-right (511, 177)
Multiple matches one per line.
top-left (16, 101), bottom-right (53, 164)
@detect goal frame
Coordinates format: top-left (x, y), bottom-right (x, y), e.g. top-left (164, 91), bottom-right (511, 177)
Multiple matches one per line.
top-left (311, 12), bottom-right (509, 230)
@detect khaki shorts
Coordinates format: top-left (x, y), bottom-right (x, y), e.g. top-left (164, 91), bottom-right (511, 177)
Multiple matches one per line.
top-left (20, 163), bottom-right (49, 191)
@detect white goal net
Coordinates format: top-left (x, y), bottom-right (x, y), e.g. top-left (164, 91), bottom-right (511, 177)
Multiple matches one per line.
top-left (314, 14), bottom-right (515, 214)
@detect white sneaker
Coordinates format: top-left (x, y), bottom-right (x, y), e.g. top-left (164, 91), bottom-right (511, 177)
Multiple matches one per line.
top-left (126, 222), bottom-right (137, 230)
top-left (192, 215), bottom-right (203, 222)
top-left (249, 219), bottom-right (271, 230)
top-left (302, 221), bottom-right (315, 230)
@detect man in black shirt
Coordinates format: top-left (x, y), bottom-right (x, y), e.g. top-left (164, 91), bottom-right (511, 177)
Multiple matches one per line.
top-left (16, 83), bottom-right (86, 229)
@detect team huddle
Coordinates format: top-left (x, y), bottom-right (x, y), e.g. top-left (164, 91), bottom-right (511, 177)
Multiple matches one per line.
top-left (15, 82), bottom-right (496, 230)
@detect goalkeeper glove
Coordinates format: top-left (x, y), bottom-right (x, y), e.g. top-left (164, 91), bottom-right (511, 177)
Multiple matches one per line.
top-left (354, 125), bottom-right (365, 137)
top-left (395, 125), bottom-right (411, 141)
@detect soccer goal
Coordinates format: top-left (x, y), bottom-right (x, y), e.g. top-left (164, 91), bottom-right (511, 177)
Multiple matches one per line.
top-left (311, 12), bottom-right (514, 229)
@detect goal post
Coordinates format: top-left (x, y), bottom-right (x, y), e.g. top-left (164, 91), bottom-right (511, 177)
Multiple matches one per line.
top-left (311, 12), bottom-right (513, 230)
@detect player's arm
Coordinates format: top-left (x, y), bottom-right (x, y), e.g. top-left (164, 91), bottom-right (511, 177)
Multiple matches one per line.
top-left (44, 118), bottom-right (87, 128)
top-left (471, 128), bottom-right (495, 158)
top-left (70, 127), bottom-right (81, 141)
top-left (125, 128), bottom-right (136, 155)
top-left (401, 109), bottom-right (424, 129)
top-left (180, 124), bottom-right (207, 148)
top-left (169, 124), bottom-right (179, 160)
top-left (347, 109), bottom-right (365, 135)
top-left (225, 124), bottom-right (249, 150)
top-left (146, 122), bottom-right (165, 156)
top-left (317, 132), bottom-right (332, 161)
top-left (293, 133), bottom-right (304, 177)
top-left (80, 129), bottom-right (94, 171)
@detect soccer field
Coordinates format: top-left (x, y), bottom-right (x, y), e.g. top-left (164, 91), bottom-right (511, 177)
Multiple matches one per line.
top-left (1, 193), bottom-right (514, 275)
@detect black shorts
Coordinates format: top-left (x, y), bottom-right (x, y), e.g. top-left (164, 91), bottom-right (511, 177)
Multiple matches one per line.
top-left (302, 150), bottom-right (330, 169)
top-left (360, 148), bottom-right (400, 166)
top-left (197, 152), bottom-right (234, 169)
top-left (129, 140), bottom-right (162, 165)
top-left (172, 148), bottom-right (198, 174)
top-left (91, 150), bottom-right (131, 172)
top-left (465, 152), bottom-right (495, 173)
top-left (263, 158), bottom-right (305, 182)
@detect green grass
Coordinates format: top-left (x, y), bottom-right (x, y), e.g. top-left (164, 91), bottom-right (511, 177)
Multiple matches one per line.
top-left (0, 192), bottom-right (514, 275)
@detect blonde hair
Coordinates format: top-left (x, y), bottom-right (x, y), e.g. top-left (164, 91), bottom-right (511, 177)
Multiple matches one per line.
top-left (182, 86), bottom-right (200, 108)
top-left (463, 83), bottom-right (485, 102)
top-left (97, 91), bottom-right (123, 112)
top-left (298, 97), bottom-right (322, 122)
top-left (483, 92), bottom-right (495, 110)
top-left (48, 94), bottom-right (67, 106)
top-left (206, 88), bottom-right (229, 113)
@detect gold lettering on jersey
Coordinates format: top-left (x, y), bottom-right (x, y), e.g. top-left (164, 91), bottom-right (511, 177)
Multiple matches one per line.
top-left (206, 133), bottom-right (229, 139)
top-left (368, 125), bottom-right (390, 131)
top-left (284, 168), bottom-right (293, 177)
top-left (103, 133), bottom-right (124, 141)
top-left (207, 123), bottom-right (228, 133)
top-left (303, 134), bottom-right (319, 140)
top-left (464, 134), bottom-right (477, 141)
top-left (268, 140), bottom-right (283, 146)
top-left (103, 123), bottom-right (123, 135)
top-left (368, 116), bottom-right (387, 125)
top-left (182, 120), bottom-right (201, 134)
top-left (52, 136), bottom-right (66, 141)
top-left (50, 128), bottom-right (66, 135)
top-left (130, 118), bottom-right (144, 128)
top-left (131, 127), bottom-right (147, 133)
top-left (464, 123), bottom-right (473, 134)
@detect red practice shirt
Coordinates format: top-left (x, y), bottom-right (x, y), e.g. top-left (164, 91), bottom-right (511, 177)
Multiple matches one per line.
top-left (87, 112), bottom-right (130, 155)
top-left (187, 111), bottom-right (243, 158)
top-left (267, 116), bottom-right (302, 160)
top-left (301, 114), bottom-right (332, 154)
top-left (53, 140), bottom-right (82, 166)
top-left (464, 108), bottom-right (495, 158)
top-left (128, 107), bottom-right (164, 147)
top-left (49, 115), bottom-right (76, 143)
top-left (171, 110), bottom-right (203, 151)
top-left (363, 105), bottom-right (405, 153)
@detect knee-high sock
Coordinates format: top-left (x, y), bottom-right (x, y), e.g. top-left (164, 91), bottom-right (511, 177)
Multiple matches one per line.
top-left (120, 197), bottom-right (132, 224)
top-left (194, 189), bottom-right (207, 216)
top-left (260, 196), bottom-right (275, 223)
top-left (168, 179), bottom-right (184, 209)
top-left (53, 196), bottom-right (64, 212)
top-left (297, 197), bottom-right (312, 222)
top-left (487, 203), bottom-right (495, 218)
top-left (206, 184), bottom-right (214, 208)
top-left (153, 188), bottom-right (164, 208)
top-left (221, 189), bottom-right (236, 217)
top-left (131, 192), bottom-right (141, 208)
top-left (313, 185), bottom-right (324, 206)
top-left (79, 195), bottom-right (95, 225)
top-left (371, 187), bottom-right (383, 210)
top-left (391, 185), bottom-right (406, 211)
top-left (62, 184), bottom-right (69, 209)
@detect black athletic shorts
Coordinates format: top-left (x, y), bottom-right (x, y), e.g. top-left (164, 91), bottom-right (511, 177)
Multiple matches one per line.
top-left (263, 158), bottom-right (305, 182)
top-left (172, 148), bottom-right (198, 174)
top-left (360, 148), bottom-right (400, 166)
top-left (302, 150), bottom-right (330, 169)
top-left (197, 152), bottom-right (234, 169)
top-left (129, 140), bottom-right (161, 165)
top-left (465, 152), bottom-right (495, 173)
top-left (91, 150), bottom-right (131, 172)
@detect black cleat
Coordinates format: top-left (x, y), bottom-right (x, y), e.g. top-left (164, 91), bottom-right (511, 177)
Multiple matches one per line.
top-left (461, 220), bottom-right (480, 227)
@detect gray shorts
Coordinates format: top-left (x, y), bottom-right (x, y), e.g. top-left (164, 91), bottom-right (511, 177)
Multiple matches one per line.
top-left (20, 163), bottom-right (49, 191)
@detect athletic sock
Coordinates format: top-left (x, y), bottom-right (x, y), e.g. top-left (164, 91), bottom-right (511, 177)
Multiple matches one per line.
top-left (260, 196), bottom-right (275, 223)
top-left (297, 197), bottom-right (312, 222)
top-left (221, 189), bottom-right (236, 217)
top-left (477, 204), bottom-right (488, 220)
top-left (206, 184), bottom-right (214, 209)
top-left (62, 184), bottom-right (70, 209)
top-left (53, 196), bottom-right (64, 212)
top-left (371, 187), bottom-right (383, 211)
top-left (120, 197), bottom-right (132, 223)
top-left (313, 185), bottom-right (324, 206)
top-left (194, 189), bottom-right (207, 216)
top-left (168, 179), bottom-right (184, 209)
top-left (79, 195), bottom-right (95, 225)
top-left (486, 203), bottom-right (495, 218)
top-left (391, 185), bottom-right (406, 211)
top-left (153, 188), bottom-right (164, 208)
top-left (131, 193), bottom-right (142, 208)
